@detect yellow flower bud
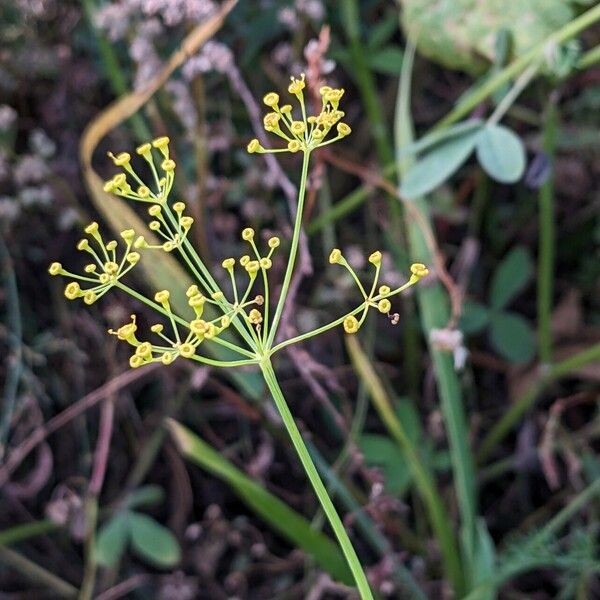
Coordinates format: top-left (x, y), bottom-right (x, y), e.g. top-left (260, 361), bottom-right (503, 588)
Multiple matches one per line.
top-left (161, 353), bottom-right (174, 365)
top-left (84, 290), bottom-right (98, 305)
top-left (137, 185), bottom-right (150, 198)
top-left (287, 140), bottom-right (301, 152)
top-left (112, 315), bottom-right (137, 342)
top-left (378, 299), bottom-right (391, 313)
top-left (84, 222), bottom-right (99, 236)
top-left (161, 159), bottom-right (176, 172)
top-left (120, 229), bottom-right (135, 243)
top-left (134, 236), bottom-right (148, 249)
top-left (410, 263), bottom-right (429, 278)
top-left (379, 285), bottom-right (391, 296)
top-left (280, 104), bottom-right (292, 114)
top-left (150, 324), bottom-right (163, 334)
top-left (104, 261), bottom-right (119, 275)
top-left (126, 252), bottom-right (140, 264)
top-left (368, 251), bottom-right (382, 266)
top-left (259, 257), bottom-right (272, 270)
top-left (186, 284), bottom-right (199, 298)
top-left (247, 138), bottom-right (264, 153)
top-left (108, 151), bottom-right (131, 167)
top-left (245, 260), bottom-right (260, 274)
top-left (248, 309), bottom-right (263, 324)
top-left (136, 342), bottom-right (153, 358)
top-left (240, 255), bottom-right (250, 267)
top-left (337, 123), bottom-right (351, 137)
top-left (290, 121), bottom-right (306, 136)
top-left (329, 248), bottom-right (342, 264)
top-left (263, 92), bottom-right (279, 107)
top-left (106, 240), bottom-right (118, 252)
top-left (343, 315), bottom-right (359, 334)
top-left (179, 343), bottom-right (195, 358)
top-left (268, 236), bottom-right (280, 248)
top-left (64, 282), bottom-right (81, 300)
top-left (136, 142), bottom-right (152, 156)
top-left (211, 291), bottom-right (224, 301)
top-left (154, 290), bottom-right (170, 304)
top-left (173, 201), bottom-right (185, 213)
top-left (222, 258), bottom-right (235, 270)
top-left (84, 264), bottom-right (97, 273)
top-left (48, 262), bottom-right (63, 276)
top-left (130, 355), bottom-right (144, 369)
top-left (180, 216), bottom-right (194, 229)
top-left (242, 227), bottom-right (254, 241)
top-left (152, 136), bottom-right (170, 150)
top-left (288, 74), bottom-right (305, 95)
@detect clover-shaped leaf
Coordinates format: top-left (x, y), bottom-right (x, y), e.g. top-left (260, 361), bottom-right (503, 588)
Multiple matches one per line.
top-left (490, 246), bottom-right (533, 310)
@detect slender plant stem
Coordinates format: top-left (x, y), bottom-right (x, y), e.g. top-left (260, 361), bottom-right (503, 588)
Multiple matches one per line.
top-left (260, 360), bottom-right (374, 600)
top-left (267, 150), bottom-right (311, 347)
top-left (538, 100), bottom-right (558, 364)
top-left (478, 342), bottom-right (600, 462)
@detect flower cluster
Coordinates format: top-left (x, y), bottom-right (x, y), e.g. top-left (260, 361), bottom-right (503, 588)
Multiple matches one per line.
top-left (48, 223), bottom-right (141, 305)
top-left (328, 248), bottom-right (429, 334)
top-left (247, 73), bottom-right (351, 155)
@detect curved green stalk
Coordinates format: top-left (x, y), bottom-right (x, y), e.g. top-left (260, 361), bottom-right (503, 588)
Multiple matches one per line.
top-left (260, 359), bottom-right (374, 600)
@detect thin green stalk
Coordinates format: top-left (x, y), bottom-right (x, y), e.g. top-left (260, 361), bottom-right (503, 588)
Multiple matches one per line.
top-left (396, 43), bottom-right (475, 594)
top-left (266, 150), bottom-right (311, 347)
top-left (538, 100), bottom-right (558, 364)
top-left (260, 360), bottom-right (374, 600)
top-left (0, 520), bottom-right (58, 547)
top-left (346, 335), bottom-right (465, 595)
top-left (478, 342), bottom-right (600, 463)
top-left (437, 2), bottom-right (600, 129)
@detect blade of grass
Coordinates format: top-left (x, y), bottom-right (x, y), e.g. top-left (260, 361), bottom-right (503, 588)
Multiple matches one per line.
top-left (0, 520), bottom-right (58, 547)
top-left (167, 419), bottom-right (353, 585)
top-left (346, 334), bottom-right (464, 594)
top-left (395, 41), bottom-right (477, 593)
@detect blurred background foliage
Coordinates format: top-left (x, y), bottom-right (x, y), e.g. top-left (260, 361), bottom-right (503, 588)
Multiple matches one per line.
top-left (0, 0), bottom-right (600, 598)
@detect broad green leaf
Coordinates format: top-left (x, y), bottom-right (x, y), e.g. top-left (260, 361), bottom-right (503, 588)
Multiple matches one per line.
top-left (399, 0), bottom-right (577, 74)
top-left (460, 301), bottom-right (491, 335)
top-left (367, 46), bottom-right (405, 74)
top-left (400, 128), bottom-right (481, 198)
top-left (359, 434), bottom-right (412, 494)
top-left (126, 485), bottom-right (165, 510)
top-left (168, 419), bottom-right (352, 584)
top-left (489, 312), bottom-right (535, 363)
top-left (490, 246), bottom-right (533, 309)
top-left (129, 512), bottom-right (181, 568)
top-left (476, 124), bottom-right (526, 183)
top-left (95, 513), bottom-right (129, 567)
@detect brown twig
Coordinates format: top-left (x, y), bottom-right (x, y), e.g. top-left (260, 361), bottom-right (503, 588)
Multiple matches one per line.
top-left (0, 364), bottom-right (160, 488)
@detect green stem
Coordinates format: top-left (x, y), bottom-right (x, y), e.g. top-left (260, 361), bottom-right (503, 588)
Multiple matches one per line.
top-left (478, 342), bottom-right (600, 463)
top-left (437, 2), bottom-right (600, 129)
top-left (260, 360), bottom-right (373, 599)
top-left (266, 150), bottom-right (311, 347)
top-left (538, 100), bottom-right (558, 364)
top-left (0, 520), bottom-right (58, 547)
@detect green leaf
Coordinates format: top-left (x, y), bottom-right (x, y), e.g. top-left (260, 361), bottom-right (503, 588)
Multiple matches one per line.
top-left (470, 519), bottom-right (497, 597)
top-left (460, 301), bottom-right (491, 335)
top-left (366, 14), bottom-right (398, 50)
top-left (489, 312), bottom-right (535, 363)
top-left (476, 124), bottom-right (526, 183)
top-left (400, 128), bottom-right (481, 198)
top-left (129, 512), bottom-right (181, 568)
top-left (95, 513), bottom-right (129, 568)
top-left (490, 246), bottom-right (533, 309)
top-left (398, 120), bottom-right (483, 158)
top-left (126, 485), bottom-right (165, 510)
top-left (359, 434), bottom-right (412, 494)
top-left (367, 46), bottom-right (405, 74)
top-left (168, 420), bottom-right (352, 584)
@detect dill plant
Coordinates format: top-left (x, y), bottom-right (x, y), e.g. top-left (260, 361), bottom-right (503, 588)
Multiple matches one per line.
top-left (49, 74), bottom-right (428, 598)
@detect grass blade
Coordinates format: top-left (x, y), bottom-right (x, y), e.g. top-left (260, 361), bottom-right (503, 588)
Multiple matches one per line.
top-left (167, 419), bottom-right (353, 584)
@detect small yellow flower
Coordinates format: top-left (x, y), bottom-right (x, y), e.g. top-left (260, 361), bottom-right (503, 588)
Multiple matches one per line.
top-left (248, 308), bottom-right (263, 325)
top-left (290, 121), bottom-right (306, 136)
top-left (130, 355), bottom-right (144, 369)
top-left (161, 353), bottom-right (174, 365)
top-left (136, 342), bottom-right (153, 358)
top-left (263, 112), bottom-right (280, 131)
top-left (329, 248), bottom-right (342, 264)
top-left (64, 282), bottom-right (81, 300)
top-left (186, 284), bottom-right (199, 297)
top-left (222, 257), bottom-right (236, 270)
top-left (242, 227), bottom-right (254, 241)
top-left (84, 222), bottom-right (99, 236)
top-left (126, 252), bottom-right (140, 264)
top-left (136, 142), bottom-right (152, 156)
top-left (288, 74), bottom-right (305, 95)
top-left (108, 151), bottom-right (131, 167)
top-left (180, 216), bottom-right (194, 229)
top-left (379, 285), bottom-right (391, 296)
top-left (137, 185), bottom-right (150, 198)
top-left (268, 236), bottom-right (280, 248)
top-left (113, 315), bottom-right (137, 342)
top-left (83, 290), bottom-right (98, 305)
top-left (260, 257), bottom-right (272, 270)
top-left (48, 262), bottom-right (63, 276)
top-left (245, 260), bottom-right (260, 274)
top-left (337, 123), bottom-right (351, 137)
top-left (378, 299), bottom-right (391, 313)
top-left (120, 229), bottom-right (135, 243)
top-left (151, 324), bottom-right (163, 334)
top-left (287, 140), bottom-right (301, 152)
top-left (154, 290), bottom-right (170, 305)
top-left (263, 92), bottom-right (279, 107)
top-left (161, 159), bottom-right (176, 172)
top-left (410, 263), bottom-right (429, 279)
top-left (84, 264), bottom-right (97, 273)
top-left (173, 202), bottom-right (185, 213)
top-left (240, 255), bottom-right (250, 267)
top-left (152, 136), bottom-right (170, 150)
top-left (179, 343), bottom-right (195, 358)
top-left (368, 251), bottom-right (382, 266)
top-left (247, 139), bottom-right (264, 153)
top-left (343, 315), bottom-right (360, 334)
